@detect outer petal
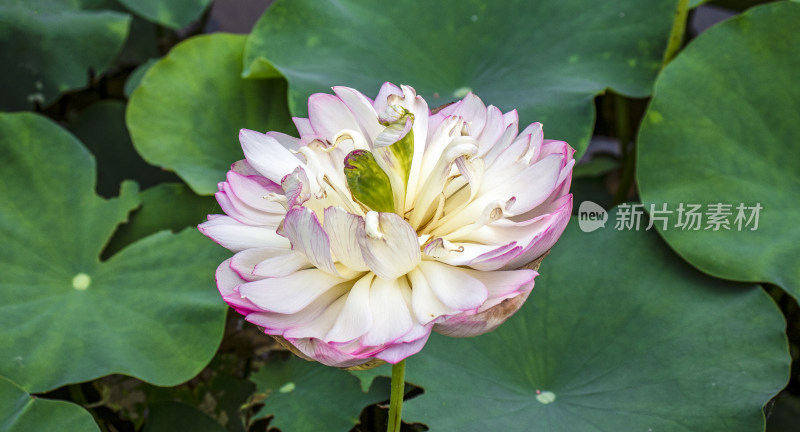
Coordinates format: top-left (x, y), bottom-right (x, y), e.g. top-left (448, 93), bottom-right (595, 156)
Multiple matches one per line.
top-left (356, 212), bottom-right (421, 280)
top-left (238, 269), bottom-right (346, 314)
top-left (283, 337), bottom-right (373, 368)
top-left (245, 282), bottom-right (349, 337)
top-left (408, 266), bottom-right (459, 324)
top-left (198, 215), bottom-right (290, 252)
top-left (372, 82), bottom-right (403, 114)
top-left (374, 329), bottom-right (432, 364)
top-left (415, 261), bottom-right (488, 311)
top-left (229, 246), bottom-right (309, 280)
top-left (240, 129), bottom-right (305, 183)
top-left (216, 259), bottom-right (260, 315)
top-left (433, 269), bottom-right (537, 337)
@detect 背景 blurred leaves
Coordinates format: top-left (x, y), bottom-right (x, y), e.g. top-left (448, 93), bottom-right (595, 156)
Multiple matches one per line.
top-left (0, 0), bottom-right (130, 111)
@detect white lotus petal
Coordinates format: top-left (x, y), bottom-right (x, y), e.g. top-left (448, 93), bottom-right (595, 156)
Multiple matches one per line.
top-left (238, 269), bottom-right (347, 314)
top-left (361, 276), bottom-right (414, 346)
top-left (282, 207), bottom-right (339, 275)
top-left (325, 273), bottom-right (375, 342)
top-left (323, 207), bottom-right (369, 271)
top-left (198, 215), bottom-right (290, 252)
top-left (240, 129), bottom-right (305, 183)
top-left (357, 212), bottom-right (421, 280)
top-left (416, 260), bottom-right (488, 311)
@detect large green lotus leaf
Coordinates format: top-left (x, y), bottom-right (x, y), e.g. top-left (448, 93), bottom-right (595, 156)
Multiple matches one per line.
top-left (127, 33), bottom-right (293, 195)
top-left (249, 356), bottom-right (389, 432)
top-left (403, 211), bottom-right (789, 431)
top-left (637, 1), bottom-right (800, 297)
top-left (0, 376), bottom-right (100, 432)
top-left (104, 183), bottom-right (218, 257)
top-left (244, 0), bottom-right (677, 155)
top-left (0, 0), bottom-right (130, 111)
top-left (0, 113), bottom-right (227, 393)
top-left (116, 0), bottom-right (212, 29)
top-left (68, 100), bottom-right (179, 198)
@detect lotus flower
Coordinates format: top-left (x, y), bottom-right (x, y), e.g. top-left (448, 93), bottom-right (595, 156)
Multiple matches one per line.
top-left (199, 83), bottom-right (574, 368)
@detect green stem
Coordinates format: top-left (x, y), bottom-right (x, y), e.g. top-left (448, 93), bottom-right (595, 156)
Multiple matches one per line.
top-left (662, 0), bottom-right (690, 66)
top-left (613, 94), bottom-right (633, 205)
top-left (387, 360), bottom-right (406, 432)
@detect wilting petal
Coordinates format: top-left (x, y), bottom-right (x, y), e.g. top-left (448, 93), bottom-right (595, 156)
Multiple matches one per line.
top-left (323, 207), bottom-right (369, 271)
top-left (357, 212), bottom-right (421, 280)
top-left (434, 290), bottom-right (532, 338)
top-left (238, 269), bottom-right (347, 314)
top-left (283, 207), bottom-right (338, 275)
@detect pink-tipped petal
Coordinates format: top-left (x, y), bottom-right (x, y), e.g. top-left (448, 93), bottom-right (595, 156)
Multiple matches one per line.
top-left (416, 261), bottom-right (488, 311)
top-left (283, 207), bottom-right (339, 275)
top-left (356, 212), bottom-right (421, 280)
top-left (198, 216), bottom-right (290, 252)
top-left (308, 93), bottom-right (361, 141)
top-left (323, 207), bottom-right (369, 271)
top-left (360, 277), bottom-right (414, 346)
top-left (325, 273), bottom-right (375, 343)
top-left (238, 269), bottom-right (346, 314)
top-left (240, 129), bottom-right (305, 183)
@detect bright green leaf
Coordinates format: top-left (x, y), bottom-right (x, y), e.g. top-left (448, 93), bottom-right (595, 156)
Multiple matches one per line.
top-left (244, 0), bottom-right (678, 156)
top-left (637, 1), bottom-right (800, 297)
top-left (0, 0), bottom-right (130, 111)
top-left (115, 0), bottom-right (212, 29)
top-left (127, 33), bottom-right (293, 195)
top-left (0, 113), bottom-right (227, 393)
top-left (0, 376), bottom-right (100, 432)
top-left (404, 212), bottom-right (789, 431)
top-left (249, 356), bottom-right (388, 432)
top-left (344, 150), bottom-right (395, 213)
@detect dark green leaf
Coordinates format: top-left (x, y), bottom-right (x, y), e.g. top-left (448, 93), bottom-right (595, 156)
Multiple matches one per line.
top-left (116, 0), bottom-right (213, 29)
top-left (404, 211), bottom-right (789, 431)
top-left (244, 0), bottom-right (678, 155)
top-left (637, 1), bottom-right (800, 297)
top-left (249, 356), bottom-right (388, 432)
top-left (0, 113), bottom-right (227, 392)
top-left (0, 376), bottom-right (100, 432)
top-left (0, 0), bottom-right (130, 111)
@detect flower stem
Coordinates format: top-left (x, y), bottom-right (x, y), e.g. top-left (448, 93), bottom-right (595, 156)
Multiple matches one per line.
top-left (613, 94), bottom-right (633, 205)
top-left (387, 359), bottom-right (406, 432)
top-left (662, 0), bottom-right (690, 66)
